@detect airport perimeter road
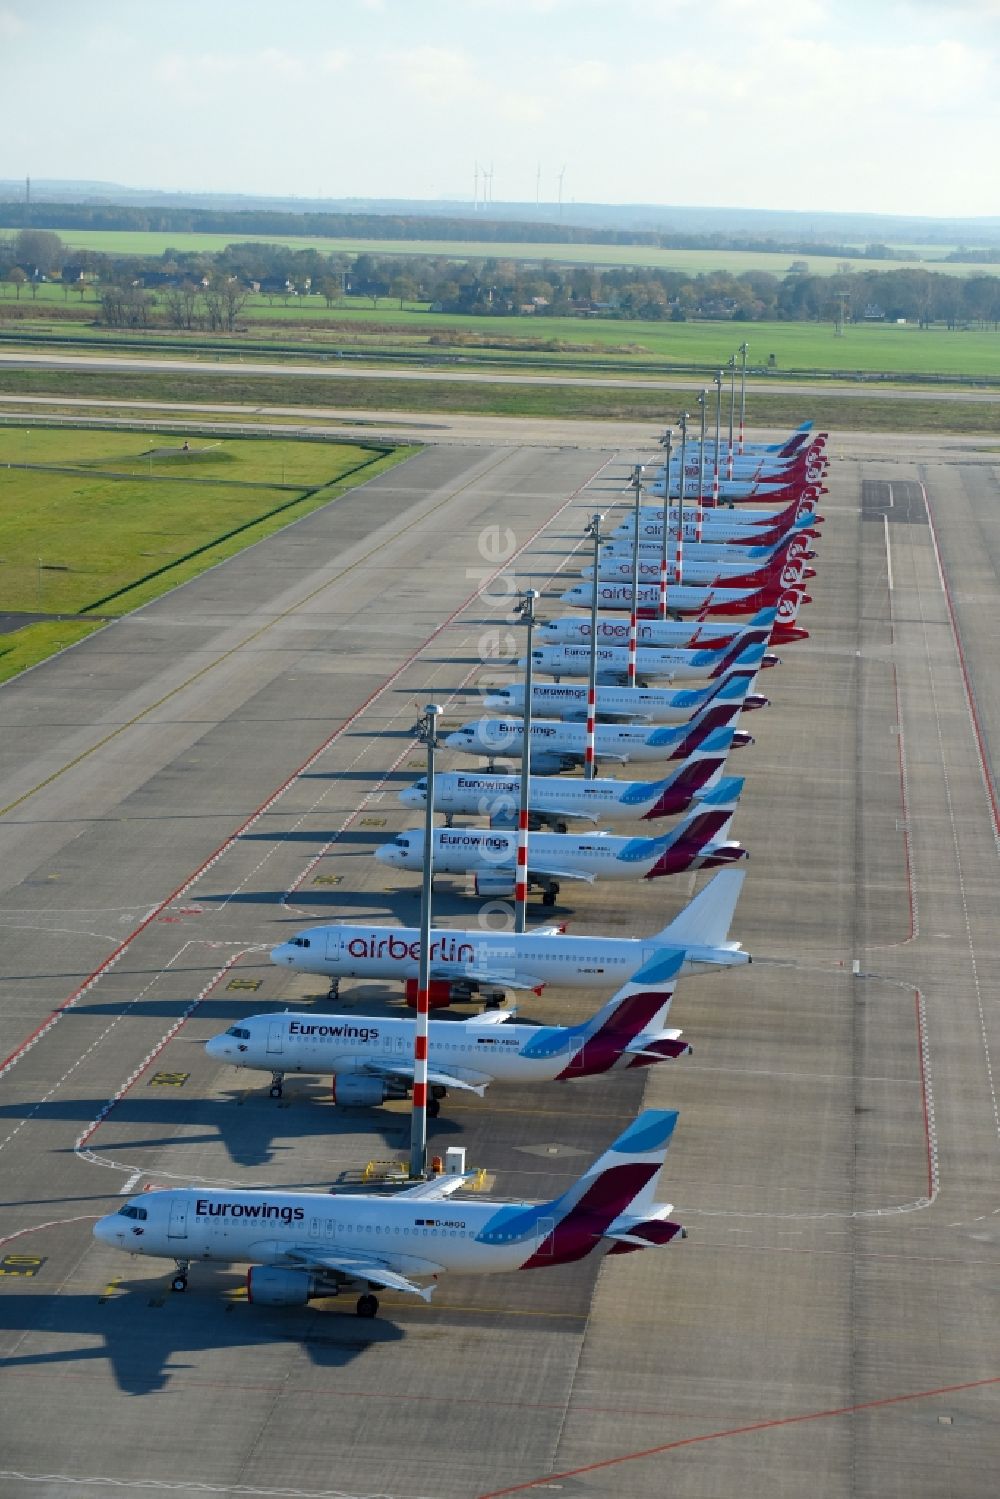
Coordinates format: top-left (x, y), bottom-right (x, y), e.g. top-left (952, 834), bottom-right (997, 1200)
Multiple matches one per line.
top-left (1, 436), bottom-right (999, 1497)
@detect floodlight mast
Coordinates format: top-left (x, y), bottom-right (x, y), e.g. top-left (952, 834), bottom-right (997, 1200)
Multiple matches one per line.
top-left (727, 355), bottom-right (737, 481)
top-left (514, 588), bottom-right (540, 934)
top-left (627, 464), bottom-right (643, 689)
top-left (696, 392), bottom-right (707, 542)
top-left (584, 512), bottom-right (604, 779)
top-left (712, 369), bottom-right (723, 507)
top-left (659, 429), bottom-right (673, 620)
top-left (409, 702), bottom-right (442, 1180)
top-left (738, 342), bottom-right (749, 454)
top-left (676, 414), bottom-right (688, 585)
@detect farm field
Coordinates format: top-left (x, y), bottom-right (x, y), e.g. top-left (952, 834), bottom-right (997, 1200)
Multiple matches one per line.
top-left (0, 429), bottom-right (410, 681)
top-left (6, 225), bottom-right (1000, 279)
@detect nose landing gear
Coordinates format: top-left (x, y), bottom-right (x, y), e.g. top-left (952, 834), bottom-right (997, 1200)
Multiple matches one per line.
top-left (269, 1073), bottom-right (284, 1100)
top-left (171, 1261), bottom-right (190, 1293)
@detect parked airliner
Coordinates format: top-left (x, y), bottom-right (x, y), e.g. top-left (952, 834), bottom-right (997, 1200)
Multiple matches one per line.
top-left (207, 949), bottom-right (690, 1109)
top-left (376, 779), bottom-right (747, 900)
top-left (444, 698), bottom-right (751, 771)
top-left (398, 729), bottom-right (736, 827)
top-left (482, 663), bottom-right (768, 726)
top-left (93, 1110), bottom-right (686, 1318)
top-left (523, 642), bottom-right (777, 688)
top-left (270, 866), bottom-right (750, 996)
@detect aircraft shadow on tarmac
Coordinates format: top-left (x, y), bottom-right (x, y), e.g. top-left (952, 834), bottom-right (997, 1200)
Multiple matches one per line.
top-left (0, 1274), bottom-right (403, 1396)
top-left (5, 1084), bottom-right (462, 1170)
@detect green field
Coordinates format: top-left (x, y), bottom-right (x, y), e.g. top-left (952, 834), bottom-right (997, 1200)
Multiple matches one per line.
top-left (0, 429), bottom-right (412, 681)
top-left (3, 291), bottom-right (999, 379)
top-left (6, 226), bottom-right (1000, 280)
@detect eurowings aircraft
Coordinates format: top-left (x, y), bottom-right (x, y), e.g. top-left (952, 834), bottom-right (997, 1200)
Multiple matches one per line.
top-left (482, 654), bottom-right (768, 726)
top-left (610, 494), bottom-right (820, 538)
top-left (376, 778), bottom-right (747, 899)
top-left (207, 949), bottom-right (690, 1110)
top-left (270, 865), bottom-right (750, 995)
top-left (443, 697), bottom-right (751, 770)
top-left (523, 641), bottom-right (778, 687)
top-left (398, 728), bottom-right (736, 827)
top-left (598, 532), bottom-right (814, 565)
top-left (93, 1109), bottom-right (686, 1318)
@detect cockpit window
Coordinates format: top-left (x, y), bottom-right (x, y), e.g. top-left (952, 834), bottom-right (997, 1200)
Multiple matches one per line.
top-left (290, 937), bottom-right (311, 949)
top-left (414, 778), bottom-right (427, 791)
top-left (118, 1205), bottom-right (147, 1220)
top-left (226, 1027), bottom-right (251, 1040)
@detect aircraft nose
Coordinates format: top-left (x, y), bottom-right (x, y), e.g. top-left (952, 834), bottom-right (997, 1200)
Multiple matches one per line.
top-left (398, 789), bottom-right (421, 807)
top-left (92, 1215), bottom-right (121, 1246)
top-left (444, 732), bottom-right (465, 749)
top-left (374, 844), bottom-right (395, 864)
top-left (204, 1034), bottom-right (229, 1060)
top-left (270, 943), bottom-right (294, 965)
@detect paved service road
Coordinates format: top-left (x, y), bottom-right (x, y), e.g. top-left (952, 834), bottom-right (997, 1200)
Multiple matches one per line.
top-left (0, 433), bottom-right (998, 1497)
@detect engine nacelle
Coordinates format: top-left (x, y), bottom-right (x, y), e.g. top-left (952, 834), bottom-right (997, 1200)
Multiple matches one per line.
top-left (332, 1074), bottom-right (389, 1107)
top-left (531, 752), bottom-right (579, 774)
top-left (474, 870), bottom-right (517, 899)
top-left (246, 1266), bottom-right (320, 1306)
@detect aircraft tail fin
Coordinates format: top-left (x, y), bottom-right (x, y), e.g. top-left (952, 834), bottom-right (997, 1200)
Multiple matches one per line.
top-left (652, 866), bottom-right (746, 946)
top-left (522, 1111), bottom-right (683, 1267)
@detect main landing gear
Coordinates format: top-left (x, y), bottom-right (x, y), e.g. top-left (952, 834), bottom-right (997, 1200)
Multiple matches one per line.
top-left (327, 978), bottom-right (340, 1001)
top-left (171, 1261), bottom-right (190, 1293)
top-left (356, 1292), bottom-right (379, 1318)
top-left (269, 1072), bottom-right (284, 1100)
top-left (540, 880), bottom-right (561, 909)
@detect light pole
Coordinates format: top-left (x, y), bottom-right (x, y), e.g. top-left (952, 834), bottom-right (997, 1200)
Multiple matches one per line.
top-left (409, 702), bottom-right (442, 1180)
top-left (627, 463), bottom-right (643, 689)
top-left (696, 392), bottom-right (707, 543)
top-left (738, 341), bottom-right (749, 455)
top-left (659, 429), bottom-right (673, 620)
top-left (727, 355), bottom-right (737, 480)
top-left (584, 512), bottom-right (604, 778)
top-left (712, 370), bottom-right (723, 508)
top-left (676, 414), bottom-right (688, 586)
top-left (514, 588), bottom-right (540, 934)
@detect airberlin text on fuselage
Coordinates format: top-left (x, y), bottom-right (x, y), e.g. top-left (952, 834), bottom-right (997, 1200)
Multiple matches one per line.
top-left (344, 934), bottom-right (476, 963)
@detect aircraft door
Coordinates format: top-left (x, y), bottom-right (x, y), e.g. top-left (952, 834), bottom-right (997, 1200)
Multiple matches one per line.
top-left (325, 932), bottom-right (341, 962)
top-left (266, 1023), bottom-right (283, 1055)
top-left (535, 1216), bottom-right (555, 1256)
top-left (167, 1200), bottom-right (188, 1240)
top-left (395, 1035), bottom-right (407, 1057)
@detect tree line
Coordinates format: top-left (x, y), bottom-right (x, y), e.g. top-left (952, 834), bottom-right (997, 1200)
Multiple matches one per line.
top-left (2, 228), bottom-right (1000, 330)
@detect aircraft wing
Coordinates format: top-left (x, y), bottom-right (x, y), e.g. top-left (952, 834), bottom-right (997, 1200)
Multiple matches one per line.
top-left (529, 866), bottom-right (596, 884)
top-left (361, 1060), bottom-right (492, 1097)
top-left (287, 1247), bottom-right (437, 1301)
top-left (468, 1009), bottom-right (515, 1025)
top-left (395, 1172), bottom-right (482, 1201)
top-left (426, 960), bottom-right (542, 992)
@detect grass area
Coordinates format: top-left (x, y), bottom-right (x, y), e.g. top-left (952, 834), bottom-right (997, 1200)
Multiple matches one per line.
top-left (0, 429), bottom-right (414, 682)
top-left (2, 289), bottom-right (998, 379)
top-left (5, 226), bottom-right (1000, 279)
top-left (0, 619), bottom-right (105, 681)
top-left (0, 366), bottom-right (996, 436)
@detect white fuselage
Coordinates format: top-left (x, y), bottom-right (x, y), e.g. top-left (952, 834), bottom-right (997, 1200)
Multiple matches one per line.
top-left (444, 714), bottom-right (727, 762)
top-left (399, 768), bottom-right (677, 819)
top-left (482, 680), bottom-right (740, 725)
top-left (271, 924), bottom-right (747, 985)
top-left (560, 581), bottom-right (758, 612)
top-left (95, 1187), bottom-right (538, 1280)
top-left (536, 614), bottom-right (769, 649)
top-left (583, 554), bottom-right (774, 585)
top-left (377, 825), bottom-right (685, 882)
top-left (526, 643), bottom-right (738, 683)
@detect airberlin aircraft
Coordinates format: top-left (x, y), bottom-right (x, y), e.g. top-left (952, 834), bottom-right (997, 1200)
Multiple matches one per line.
top-left (375, 778), bottom-right (747, 901)
top-left (536, 594), bottom-right (806, 650)
top-left (398, 728), bottom-right (737, 828)
top-left (93, 1110), bottom-right (686, 1319)
top-left (559, 578), bottom-right (811, 617)
top-left (270, 866), bottom-right (750, 996)
top-left (207, 949), bottom-right (690, 1110)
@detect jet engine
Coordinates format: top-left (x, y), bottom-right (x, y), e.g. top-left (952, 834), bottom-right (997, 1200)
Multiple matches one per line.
top-left (246, 1267), bottom-right (322, 1306)
top-left (331, 1075), bottom-right (389, 1107)
top-left (531, 752), bottom-right (579, 774)
top-left (474, 871), bottom-right (516, 899)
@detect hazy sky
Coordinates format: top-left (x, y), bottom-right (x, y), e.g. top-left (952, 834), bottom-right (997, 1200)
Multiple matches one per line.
top-left (1, 0), bottom-right (998, 218)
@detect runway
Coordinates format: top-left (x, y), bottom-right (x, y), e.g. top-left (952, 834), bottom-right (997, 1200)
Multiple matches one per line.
top-left (0, 431), bottom-right (998, 1497)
